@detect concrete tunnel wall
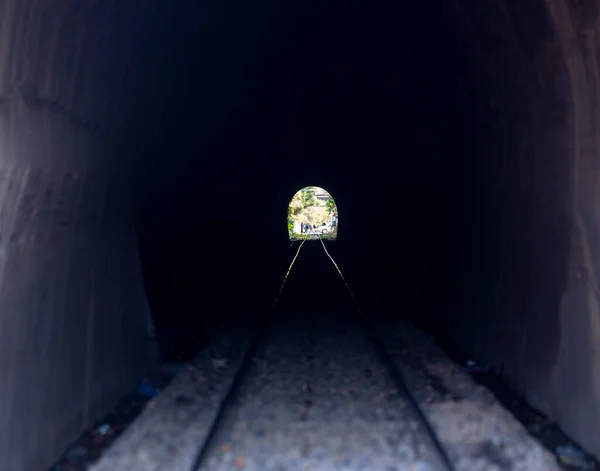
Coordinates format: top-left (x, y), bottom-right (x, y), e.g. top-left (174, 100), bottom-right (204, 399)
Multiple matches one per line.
top-left (1, 0), bottom-right (600, 469)
top-left (439, 0), bottom-right (600, 457)
top-left (0, 1), bottom-right (167, 470)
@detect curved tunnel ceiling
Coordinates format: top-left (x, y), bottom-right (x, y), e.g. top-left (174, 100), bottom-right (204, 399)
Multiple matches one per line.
top-left (2, 0), bottom-right (600, 469)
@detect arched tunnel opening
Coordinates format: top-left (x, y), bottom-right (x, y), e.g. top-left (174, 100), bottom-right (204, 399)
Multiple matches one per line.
top-left (1, 0), bottom-right (600, 469)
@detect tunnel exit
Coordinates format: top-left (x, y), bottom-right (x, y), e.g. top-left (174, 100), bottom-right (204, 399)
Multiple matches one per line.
top-left (288, 186), bottom-right (338, 241)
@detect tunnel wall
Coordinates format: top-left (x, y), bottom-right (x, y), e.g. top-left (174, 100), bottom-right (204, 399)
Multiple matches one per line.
top-left (0, 125), bottom-right (155, 471)
top-left (541, 0), bottom-right (600, 455)
top-left (428, 0), bottom-right (600, 457)
top-left (0, 2), bottom-right (157, 470)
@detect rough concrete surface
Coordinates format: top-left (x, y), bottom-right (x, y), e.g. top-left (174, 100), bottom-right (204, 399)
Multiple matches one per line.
top-left (0, 166), bottom-right (155, 471)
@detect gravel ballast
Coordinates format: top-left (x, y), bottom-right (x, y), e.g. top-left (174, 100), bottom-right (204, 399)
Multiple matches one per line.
top-left (199, 310), bottom-right (447, 471)
top-left (90, 309), bottom-right (561, 471)
top-left (375, 315), bottom-right (560, 471)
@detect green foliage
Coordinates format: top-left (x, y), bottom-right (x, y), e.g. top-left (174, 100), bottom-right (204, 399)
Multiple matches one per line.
top-left (325, 197), bottom-right (336, 214)
top-left (288, 186), bottom-right (338, 240)
top-left (289, 192), bottom-right (303, 216)
top-left (301, 187), bottom-right (318, 207)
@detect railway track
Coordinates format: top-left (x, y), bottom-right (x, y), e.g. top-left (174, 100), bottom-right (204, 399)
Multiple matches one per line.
top-left (188, 311), bottom-right (453, 471)
top-left (188, 239), bottom-right (455, 471)
top-left (90, 239), bottom-right (561, 471)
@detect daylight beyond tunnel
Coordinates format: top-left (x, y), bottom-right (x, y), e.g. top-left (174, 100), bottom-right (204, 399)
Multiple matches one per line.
top-left (1, 0), bottom-right (600, 469)
top-left (288, 186), bottom-right (338, 241)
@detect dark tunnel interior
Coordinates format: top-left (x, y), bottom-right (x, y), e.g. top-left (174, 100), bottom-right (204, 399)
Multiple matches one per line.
top-left (2, 0), bottom-right (600, 469)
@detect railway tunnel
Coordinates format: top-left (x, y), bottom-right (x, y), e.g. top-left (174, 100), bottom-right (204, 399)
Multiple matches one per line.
top-left (1, 0), bottom-right (599, 469)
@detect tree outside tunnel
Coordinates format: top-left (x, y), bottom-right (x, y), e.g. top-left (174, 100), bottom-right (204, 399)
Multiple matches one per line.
top-left (288, 186), bottom-right (338, 241)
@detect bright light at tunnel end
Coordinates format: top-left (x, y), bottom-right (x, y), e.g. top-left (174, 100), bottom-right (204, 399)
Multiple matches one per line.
top-left (288, 186), bottom-right (338, 241)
